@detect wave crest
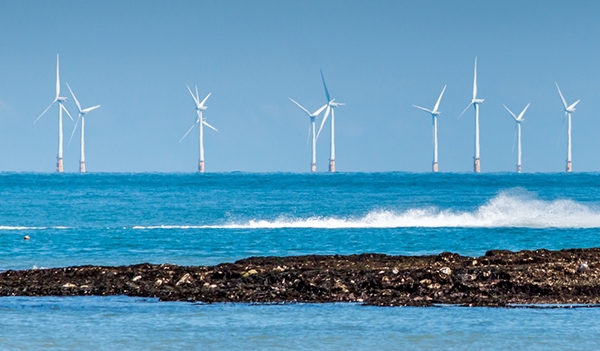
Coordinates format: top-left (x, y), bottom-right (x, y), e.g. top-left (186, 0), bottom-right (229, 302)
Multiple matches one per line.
top-left (133, 192), bottom-right (600, 229)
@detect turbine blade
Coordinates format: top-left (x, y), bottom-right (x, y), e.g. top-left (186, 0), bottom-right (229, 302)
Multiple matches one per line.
top-left (320, 69), bottom-right (331, 102)
top-left (412, 105), bottom-right (434, 114)
top-left (503, 104), bottom-right (518, 121)
top-left (82, 105), bottom-right (101, 114)
top-left (186, 85), bottom-right (200, 107)
top-left (555, 82), bottom-right (568, 109)
top-left (518, 103), bottom-right (531, 120)
top-left (195, 86), bottom-right (200, 104)
top-left (35, 100), bottom-right (55, 124)
top-left (433, 85), bottom-right (447, 112)
top-left (473, 57), bottom-right (478, 100)
top-left (458, 102), bottom-right (473, 118)
top-left (200, 92), bottom-right (211, 107)
top-left (317, 105), bottom-right (331, 139)
top-left (61, 104), bottom-right (74, 121)
top-left (568, 99), bottom-right (581, 111)
top-left (313, 103), bottom-right (328, 116)
top-left (202, 121), bottom-right (218, 132)
top-left (289, 98), bottom-right (311, 116)
top-left (67, 83), bottom-right (82, 112)
top-left (179, 122), bottom-right (197, 143)
top-left (56, 54), bottom-right (60, 99)
top-left (68, 115), bottom-right (81, 146)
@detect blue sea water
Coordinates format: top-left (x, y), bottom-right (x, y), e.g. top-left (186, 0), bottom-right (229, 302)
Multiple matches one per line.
top-left (2, 172), bottom-right (600, 350)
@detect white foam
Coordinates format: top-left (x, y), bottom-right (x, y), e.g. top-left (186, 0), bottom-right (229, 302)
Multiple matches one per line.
top-left (132, 192), bottom-right (600, 230)
top-left (0, 226), bottom-right (47, 230)
top-left (0, 226), bottom-right (70, 231)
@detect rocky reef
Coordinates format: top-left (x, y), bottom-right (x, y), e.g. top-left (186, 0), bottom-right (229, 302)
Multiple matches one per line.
top-left (3, 248), bottom-right (600, 306)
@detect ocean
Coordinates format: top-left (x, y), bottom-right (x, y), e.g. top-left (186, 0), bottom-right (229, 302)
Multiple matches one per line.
top-left (2, 172), bottom-right (600, 349)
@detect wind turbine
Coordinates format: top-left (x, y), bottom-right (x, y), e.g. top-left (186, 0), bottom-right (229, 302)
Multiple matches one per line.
top-left (67, 84), bottom-right (100, 173)
top-left (35, 54), bottom-right (74, 172)
top-left (289, 98), bottom-right (327, 172)
top-left (413, 85), bottom-right (447, 172)
top-left (459, 57), bottom-right (484, 173)
top-left (503, 103), bottom-right (530, 173)
top-left (180, 85), bottom-right (217, 173)
top-left (316, 70), bottom-right (345, 172)
top-left (555, 82), bottom-right (580, 173)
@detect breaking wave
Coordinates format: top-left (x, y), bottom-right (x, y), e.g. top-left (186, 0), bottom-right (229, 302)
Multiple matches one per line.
top-left (132, 192), bottom-right (600, 229)
top-left (0, 226), bottom-right (70, 231)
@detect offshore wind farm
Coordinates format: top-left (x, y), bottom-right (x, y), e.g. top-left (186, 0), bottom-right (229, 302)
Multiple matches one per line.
top-left (6, 2), bottom-right (600, 351)
top-left (19, 54), bottom-right (592, 174)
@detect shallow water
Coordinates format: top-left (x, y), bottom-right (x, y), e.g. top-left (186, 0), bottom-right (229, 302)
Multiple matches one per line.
top-left (2, 172), bottom-right (600, 349)
top-left (1, 296), bottom-right (600, 350)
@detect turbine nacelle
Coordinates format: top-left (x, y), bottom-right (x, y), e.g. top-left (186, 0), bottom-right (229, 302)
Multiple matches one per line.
top-left (565, 100), bottom-right (580, 113)
top-left (472, 98), bottom-right (484, 104)
top-left (180, 86), bottom-right (217, 143)
top-left (414, 84), bottom-right (446, 118)
top-left (289, 98), bottom-right (327, 118)
top-left (186, 85), bottom-right (211, 112)
top-left (57, 96), bottom-right (67, 102)
top-left (503, 103), bottom-right (530, 124)
top-left (555, 82), bottom-right (580, 114)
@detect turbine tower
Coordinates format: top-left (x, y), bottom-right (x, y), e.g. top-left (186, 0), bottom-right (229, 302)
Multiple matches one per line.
top-left (412, 85), bottom-right (447, 172)
top-left (316, 70), bottom-right (345, 172)
top-left (67, 84), bottom-right (101, 173)
top-left (289, 98), bottom-right (327, 172)
top-left (180, 85), bottom-right (218, 173)
top-left (35, 54), bottom-right (74, 172)
top-left (460, 57), bottom-right (484, 173)
top-left (555, 82), bottom-right (580, 173)
top-left (503, 103), bottom-right (530, 173)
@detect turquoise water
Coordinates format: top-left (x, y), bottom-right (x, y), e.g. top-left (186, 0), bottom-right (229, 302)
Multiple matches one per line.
top-left (2, 172), bottom-right (600, 349)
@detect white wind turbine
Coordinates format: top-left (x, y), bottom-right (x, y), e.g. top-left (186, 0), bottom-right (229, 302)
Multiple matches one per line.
top-left (316, 70), bottom-right (345, 172)
top-left (503, 103), bottom-right (530, 173)
top-left (555, 82), bottom-right (580, 173)
top-left (290, 98), bottom-right (327, 172)
top-left (35, 54), bottom-right (74, 172)
top-left (180, 85), bottom-right (217, 173)
top-left (459, 57), bottom-right (484, 173)
top-left (67, 84), bottom-right (101, 173)
top-left (413, 85), bottom-right (447, 172)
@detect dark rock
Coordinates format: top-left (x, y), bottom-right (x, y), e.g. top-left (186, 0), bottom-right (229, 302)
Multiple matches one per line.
top-left (4, 249), bottom-right (600, 306)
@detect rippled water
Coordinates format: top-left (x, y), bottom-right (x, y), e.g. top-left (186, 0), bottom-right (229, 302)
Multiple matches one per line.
top-left (1, 297), bottom-right (600, 350)
top-left (1, 172), bottom-right (600, 349)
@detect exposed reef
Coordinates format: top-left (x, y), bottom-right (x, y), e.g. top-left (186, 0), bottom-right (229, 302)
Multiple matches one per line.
top-left (3, 249), bottom-right (600, 307)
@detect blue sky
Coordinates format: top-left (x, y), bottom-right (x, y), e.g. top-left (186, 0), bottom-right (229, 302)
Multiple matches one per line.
top-left (0, 0), bottom-right (599, 172)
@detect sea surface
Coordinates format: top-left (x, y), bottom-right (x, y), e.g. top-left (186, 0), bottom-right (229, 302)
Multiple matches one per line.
top-left (2, 172), bottom-right (600, 350)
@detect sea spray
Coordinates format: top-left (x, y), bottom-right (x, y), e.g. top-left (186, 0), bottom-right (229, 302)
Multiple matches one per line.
top-left (132, 191), bottom-right (600, 229)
